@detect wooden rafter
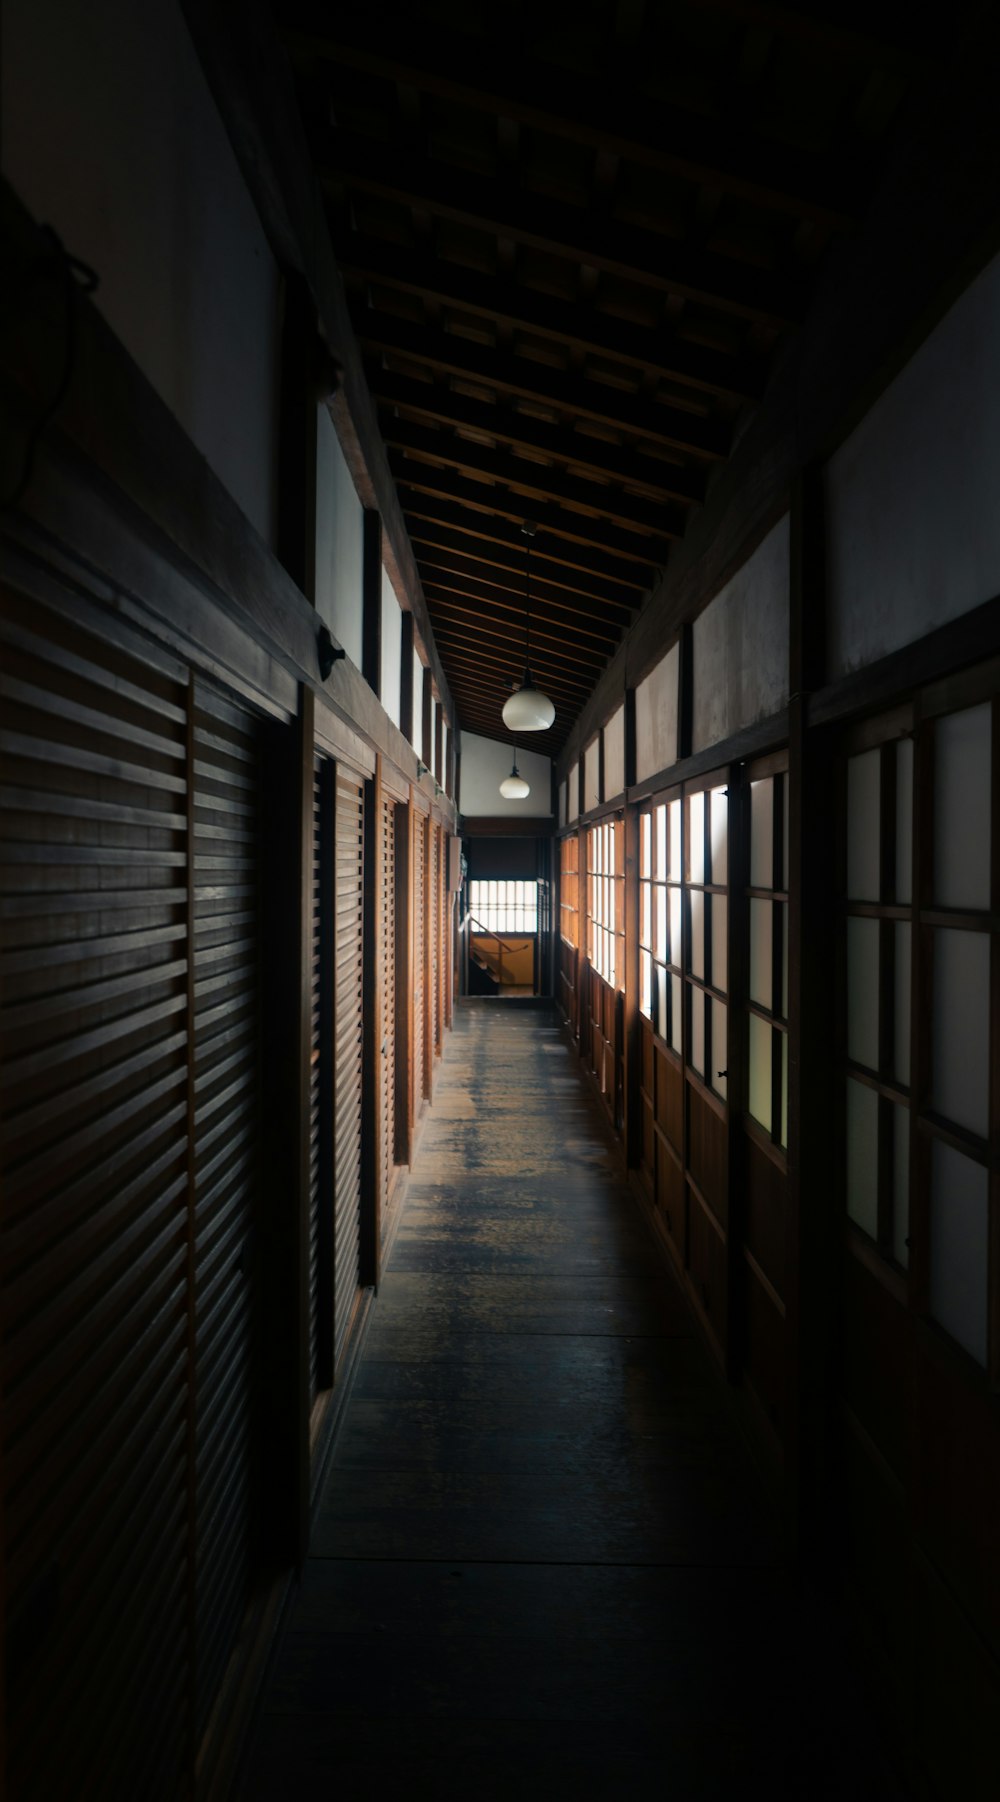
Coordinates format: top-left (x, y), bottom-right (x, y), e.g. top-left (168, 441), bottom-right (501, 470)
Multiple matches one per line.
top-left (408, 532), bottom-right (638, 617)
top-left (398, 491), bottom-right (653, 593)
top-left (392, 470), bottom-right (669, 569)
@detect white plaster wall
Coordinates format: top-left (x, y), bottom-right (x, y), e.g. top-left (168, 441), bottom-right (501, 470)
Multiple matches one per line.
top-left (411, 649), bottom-right (425, 753)
top-left (380, 566), bottom-right (401, 728)
top-left (692, 515), bottom-right (789, 753)
top-left (826, 252), bottom-right (1000, 677)
top-left (636, 642), bottom-right (679, 781)
top-left (442, 720), bottom-right (449, 793)
top-left (2, 0), bottom-right (281, 544)
top-left (461, 732), bottom-right (553, 816)
top-left (315, 409), bottom-right (363, 667)
top-left (604, 703), bottom-right (626, 799)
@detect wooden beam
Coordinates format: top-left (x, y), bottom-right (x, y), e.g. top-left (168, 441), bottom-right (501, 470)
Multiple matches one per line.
top-left (426, 602), bottom-right (612, 677)
top-left (432, 636), bottom-right (597, 699)
top-left (384, 420), bottom-right (683, 539)
top-left (323, 131), bottom-right (806, 327)
top-left (345, 236), bottom-right (764, 402)
top-left (398, 489), bottom-right (653, 592)
top-left (416, 542), bottom-right (634, 628)
top-left (394, 468), bottom-right (670, 566)
top-left (361, 315), bottom-right (731, 460)
top-left (370, 367), bottom-right (707, 506)
top-left (287, 14), bottom-right (857, 226)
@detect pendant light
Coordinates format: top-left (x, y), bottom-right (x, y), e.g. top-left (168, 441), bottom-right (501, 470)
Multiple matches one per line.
top-left (499, 756), bottom-right (530, 800)
top-left (501, 522), bottom-right (555, 732)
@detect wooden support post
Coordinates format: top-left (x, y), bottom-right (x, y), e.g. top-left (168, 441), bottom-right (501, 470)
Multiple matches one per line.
top-left (421, 671), bottom-right (432, 771)
top-left (362, 510), bottom-right (382, 697)
top-left (786, 467), bottom-right (836, 1558)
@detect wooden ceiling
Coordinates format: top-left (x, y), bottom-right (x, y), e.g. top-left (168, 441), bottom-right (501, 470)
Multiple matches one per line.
top-left (275, 0), bottom-right (923, 752)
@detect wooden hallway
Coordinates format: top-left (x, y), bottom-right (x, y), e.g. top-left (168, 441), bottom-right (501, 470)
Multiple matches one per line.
top-left (242, 1002), bottom-right (906, 1802)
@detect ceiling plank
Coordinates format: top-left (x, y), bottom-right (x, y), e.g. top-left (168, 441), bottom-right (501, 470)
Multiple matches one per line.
top-left (399, 491), bottom-right (653, 593)
top-left (423, 587), bottom-right (620, 663)
top-left (343, 235), bottom-right (765, 401)
top-left (371, 368), bottom-right (707, 505)
top-left (392, 468), bottom-right (669, 568)
top-left (322, 131), bottom-right (807, 326)
top-left (361, 314), bottom-right (730, 459)
top-left (409, 531), bottom-right (638, 616)
top-left (286, 15), bottom-right (857, 226)
top-left (384, 420), bottom-right (682, 539)
top-left (427, 607), bottom-right (610, 678)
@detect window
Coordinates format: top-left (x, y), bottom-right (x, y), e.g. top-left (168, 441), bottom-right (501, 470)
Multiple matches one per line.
top-left (685, 779), bottom-right (729, 1102)
top-left (587, 818), bottom-right (622, 988)
top-left (747, 757), bottom-right (789, 1150)
top-left (639, 794), bottom-right (682, 1054)
top-left (467, 879), bottom-right (538, 935)
top-left (559, 835), bottom-right (578, 948)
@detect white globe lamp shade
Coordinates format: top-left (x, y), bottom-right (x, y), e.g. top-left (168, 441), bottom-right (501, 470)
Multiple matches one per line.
top-left (499, 766), bottom-right (531, 800)
top-left (501, 679), bottom-right (555, 732)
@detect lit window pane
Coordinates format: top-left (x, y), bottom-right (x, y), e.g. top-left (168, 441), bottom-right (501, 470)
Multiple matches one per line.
top-left (689, 890), bottom-right (705, 980)
top-left (932, 928), bottom-right (990, 1138)
top-left (780, 1031), bottom-right (788, 1150)
top-left (641, 881), bottom-right (651, 949)
top-left (655, 805), bottom-right (666, 880)
top-left (669, 889), bottom-right (681, 970)
top-left (711, 895), bottom-right (728, 994)
top-left (689, 792), bottom-right (705, 884)
top-left (750, 779), bottom-right (773, 890)
top-left (894, 922), bottom-right (911, 1086)
top-left (930, 1140), bottom-right (988, 1366)
top-left (749, 1015), bottom-right (771, 1133)
top-left (847, 918), bottom-right (879, 1071)
top-left (846, 1078), bottom-right (878, 1239)
top-left (640, 948), bottom-right (651, 1017)
top-left (668, 800), bottom-right (682, 881)
top-left (656, 886), bottom-right (667, 962)
top-left (690, 987), bottom-right (705, 1075)
top-left (934, 703), bottom-right (991, 911)
top-left (750, 899), bottom-right (772, 1010)
top-left (711, 998), bottom-right (727, 1100)
top-left (669, 974), bottom-right (682, 1055)
top-left (710, 787), bottom-right (728, 885)
top-left (641, 812), bottom-right (651, 878)
top-left (895, 739), bottom-right (914, 906)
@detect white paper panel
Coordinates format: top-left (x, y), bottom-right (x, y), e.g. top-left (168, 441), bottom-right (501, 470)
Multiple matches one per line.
top-left (780, 902), bottom-right (788, 1018)
top-left (932, 929), bottom-right (990, 1137)
top-left (380, 567), bottom-right (402, 728)
top-left (894, 922), bottom-right (911, 1085)
top-left (640, 948), bottom-right (651, 1017)
top-left (689, 890), bottom-right (705, 981)
top-left (669, 890), bottom-right (681, 970)
top-left (640, 812), bottom-right (651, 879)
top-left (892, 1105), bottom-right (910, 1269)
top-left (604, 704), bottom-right (626, 799)
top-left (584, 737), bottom-right (601, 813)
top-left (655, 886), bottom-right (666, 961)
top-left (711, 999), bottom-right (727, 1100)
top-left (847, 917), bottom-right (880, 1070)
top-left (895, 738), bottom-right (914, 905)
top-left (668, 801), bottom-right (682, 881)
top-left (690, 988), bottom-right (705, 1076)
top-left (670, 974), bottom-right (682, 1054)
top-left (847, 751), bottom-right (881, 902)
top-left (750, 899), bottom-right (772, 1009)
top-left (846, 1079), bottom-right (879, 1239)
top-left (748, 1014), bottom-right (772, 1133)
top-left (750, 779), bottom-right (773, 890)
top-left (689, 792), bottom-right (705, 885)
top-left (635, 643), bottom-right (679, 782)
top-left (709, 787), bottom-right (728, 885)
top-left (934, 703), bottom-right (991, 910)
top-left (711, 896), bottom-right (728, 993)
top-left (930, 1141), bottom-right (989, 1366)
top-left (411, 650), bottom-right (424, 752)
top-left (781, 1031), bottom-right (788, 1149)
top-left (640, 881), bottom-right (651, 950)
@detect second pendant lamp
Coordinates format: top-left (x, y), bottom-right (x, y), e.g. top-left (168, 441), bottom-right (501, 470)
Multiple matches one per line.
top-left (502, 522), bottom-right (555, 732)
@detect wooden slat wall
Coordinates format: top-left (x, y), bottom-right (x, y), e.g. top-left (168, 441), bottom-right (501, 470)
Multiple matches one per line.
top-left (380, 795), bottom-right (397, 1232)
top-left (333, 768), bottom-right (364, 1370)
top-left (190, 680), bottom-right (264, 1741)
top-left (1, 579), bottom-right (191, 1801)
top-left (309, 755), bottom-right (323, 1406)
top-left (412, 809), bottom-right (426, 1121)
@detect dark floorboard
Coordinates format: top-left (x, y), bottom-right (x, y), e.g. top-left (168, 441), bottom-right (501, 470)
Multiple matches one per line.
top-left (240, 1001), bottom-right (908, 1801)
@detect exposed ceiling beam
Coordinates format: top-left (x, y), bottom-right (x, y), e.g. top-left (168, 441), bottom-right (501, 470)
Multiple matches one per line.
top-left (391, 468), bottom-right (669, 568)
top-left (383, 420), bottom-right (682, 539)
top-left (426, 604), bottom-right (611, 678)
top-left (398, 490), bottom-right (653, 593)
top-left (422, 580), bottom-right (621, 658)
top-left (362, 315), bottom-right (730, 460)
top-left (321, 131), bottom-right (807, 326)
top-left (432, 638), bottom-right (596, 701)
top-left (286, 12), bottom-right (857, 226)
top-left (409, 532), bottom-right (638, 617)
top-left (372, 368), bottom-right (706, 506)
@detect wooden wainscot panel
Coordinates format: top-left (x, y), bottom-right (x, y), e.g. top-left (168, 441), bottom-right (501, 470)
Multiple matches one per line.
top-left (914, 1551), bottom-right (1000, 1802)
top-left (743, 1270), bottom-right (787, 1452)
top-left (655, 1046), bottom-right (683, 1158)
top-left (911, 1325), bottom-right (1000, 1669)
top-left (744, 1131), bottom-right (788, 1301)
top-left (687, 1196), bottom-right (727, 1357)
top-left (842, 1253), bottom-right (911, 1484)
top-left (687, 1081), bottom-right (728, 1229)
top-left (655, 1143), bottom-right (685, 1271)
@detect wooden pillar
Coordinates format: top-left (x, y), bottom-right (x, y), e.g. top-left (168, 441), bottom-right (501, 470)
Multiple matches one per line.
top-left (786, 467), bottom-right (837, 1556)
top-left (362, 510), bottom-right (382, 697)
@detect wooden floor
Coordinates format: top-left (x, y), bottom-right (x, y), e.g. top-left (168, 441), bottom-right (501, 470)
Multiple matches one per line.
top-left (241, 1002), bottom-right (908, 1801)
